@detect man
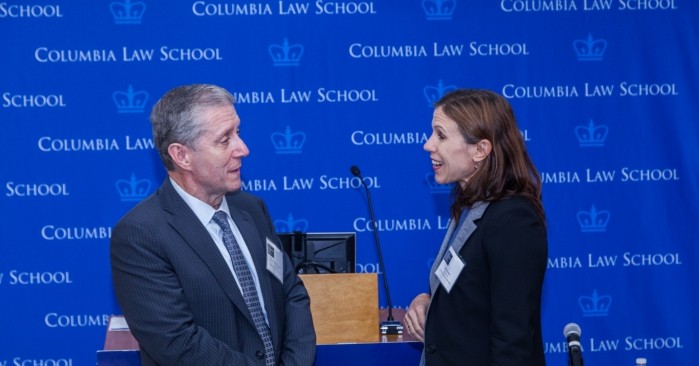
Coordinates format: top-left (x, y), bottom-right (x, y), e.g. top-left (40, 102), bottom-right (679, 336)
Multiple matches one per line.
top-left (110, 84), bottom-right (316, 365)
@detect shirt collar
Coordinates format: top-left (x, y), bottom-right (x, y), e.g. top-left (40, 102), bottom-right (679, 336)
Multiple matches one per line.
top-left (169, 177), bottom-right (231, 226)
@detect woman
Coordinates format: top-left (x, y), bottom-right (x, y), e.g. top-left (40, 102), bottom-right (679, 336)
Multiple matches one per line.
top-left (404, 89), bottom-right (548, 365)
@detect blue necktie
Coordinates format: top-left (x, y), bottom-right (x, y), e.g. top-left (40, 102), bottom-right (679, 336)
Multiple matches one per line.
top-left (212, 211), bottom-right (275, 366)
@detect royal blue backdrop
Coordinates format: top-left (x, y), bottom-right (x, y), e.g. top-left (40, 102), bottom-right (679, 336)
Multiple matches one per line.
top-left (2, 1), bottom-right (698, 365)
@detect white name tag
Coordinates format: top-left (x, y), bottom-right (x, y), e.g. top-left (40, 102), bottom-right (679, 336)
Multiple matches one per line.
top-left (266, 237), bottom-right (284, 283)
top-left (435, 246), bottom-right (465, 293)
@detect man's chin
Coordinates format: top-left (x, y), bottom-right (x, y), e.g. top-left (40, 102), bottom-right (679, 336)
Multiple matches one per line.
top-left (226, 180), bottom-right (242, 192)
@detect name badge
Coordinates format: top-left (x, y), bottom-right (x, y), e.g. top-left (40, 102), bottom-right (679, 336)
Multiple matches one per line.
top-left (266, 237), bottom-right (284, 283)
top-left (435, 246), bottom-right (465, 293)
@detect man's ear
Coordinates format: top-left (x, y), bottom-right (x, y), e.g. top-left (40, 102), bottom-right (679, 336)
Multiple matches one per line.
top-left (474, 139), bottom-right (492, 163)
top-left (168, 143), bottom-right (193, 171)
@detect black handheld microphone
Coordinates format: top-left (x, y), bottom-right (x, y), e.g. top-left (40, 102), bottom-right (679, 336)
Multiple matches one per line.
top-left (563, 323), bottom-right (584, 366)
top-left (350, 165), bottom-right (402, 335)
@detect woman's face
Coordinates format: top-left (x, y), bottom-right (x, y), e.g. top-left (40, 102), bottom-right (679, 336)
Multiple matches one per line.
top-left (423, 106), bottom-right (479, 188)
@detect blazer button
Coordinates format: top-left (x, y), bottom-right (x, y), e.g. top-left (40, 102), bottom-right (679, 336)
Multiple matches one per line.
top-left (425, 344), bottom-right (437, 353)
top-left (255, 350), bottom-right (265, 359)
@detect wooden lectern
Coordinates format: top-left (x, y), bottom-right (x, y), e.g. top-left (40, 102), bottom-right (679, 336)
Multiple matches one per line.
top-left (299, 273), bottom-right (379, 344)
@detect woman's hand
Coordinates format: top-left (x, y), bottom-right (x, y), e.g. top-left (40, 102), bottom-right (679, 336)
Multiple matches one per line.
top-left (404, 293), bottom-right (430, 342)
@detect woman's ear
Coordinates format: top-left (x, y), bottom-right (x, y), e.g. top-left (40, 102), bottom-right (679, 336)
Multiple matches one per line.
top-left (474, 139), bottom-right (492, 163)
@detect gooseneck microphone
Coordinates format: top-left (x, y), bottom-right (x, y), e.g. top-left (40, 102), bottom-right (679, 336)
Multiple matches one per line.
top-left (563, 323), bottom-right (584, 366)
top-left (350, 165), bottom-right (402, 334)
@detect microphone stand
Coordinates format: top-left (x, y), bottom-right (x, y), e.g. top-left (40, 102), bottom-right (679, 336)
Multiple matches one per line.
top-left (351, 166), bottom-right (403, 335)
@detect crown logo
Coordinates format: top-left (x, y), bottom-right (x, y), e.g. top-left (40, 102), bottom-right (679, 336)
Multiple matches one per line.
top-left (274, 213), bottom-right (309, 233)
top-left (575, 119), bottom-right (608, 147)
top-left (110, 0), bottom-right (146, 25)
top-left (271, 126), bottom-right (306, 154)
top-left (268, 38), bottom-right (304, 66)
top-left (422, 0), bottom-right (456, 20)
top-left (113, 85), bottom-right (149, 113)
top-left (425, 172), bottom-right (453, 194)
top-left (116, 173), bottom-right (152, 202)
top-left (578, 289), bottom-right (612, 316)
top-left (424, 80), bottom-right (458, 107)
top-left (577, 205), bottom-right (610, 233)
top-left (574, 33), bottom-right (607, 61)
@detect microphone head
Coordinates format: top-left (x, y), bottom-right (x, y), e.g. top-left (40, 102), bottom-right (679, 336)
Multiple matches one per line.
top-left (563, 323), bottom-right (582, 337)
top-left (350, 165), bottom-right (361, 177)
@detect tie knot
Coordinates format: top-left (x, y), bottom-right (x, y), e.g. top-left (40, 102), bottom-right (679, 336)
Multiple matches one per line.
top-left (212, 211), bottom-right (230, 229)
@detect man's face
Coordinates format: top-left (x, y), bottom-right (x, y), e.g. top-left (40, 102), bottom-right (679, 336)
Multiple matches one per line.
top-left (188, 104), bottom-right (249, 197)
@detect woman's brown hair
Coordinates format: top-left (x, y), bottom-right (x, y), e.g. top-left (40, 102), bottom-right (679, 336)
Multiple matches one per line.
top-left (436, 89), bottom-right (546, 226)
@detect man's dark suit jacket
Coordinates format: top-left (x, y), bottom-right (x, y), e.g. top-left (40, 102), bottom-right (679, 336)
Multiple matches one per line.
top-left (424, 196), bottom-right (547, 366)
top-left (110, 179), bottom-right (316, 365)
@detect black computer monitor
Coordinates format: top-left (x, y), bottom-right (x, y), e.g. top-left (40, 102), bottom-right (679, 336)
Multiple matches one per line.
top-left (277, 232), bottom-right (356, 274)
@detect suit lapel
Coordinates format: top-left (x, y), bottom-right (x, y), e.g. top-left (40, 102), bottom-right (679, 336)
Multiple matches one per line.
top-left (158, 180), bottom-right (254, 326)
top-left (227, 197), bottom-right (280, 343)
top-left (449, 202), bottom-right (489, 254)
top-left (429, 201), bottom-right (490, 295)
